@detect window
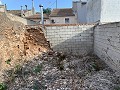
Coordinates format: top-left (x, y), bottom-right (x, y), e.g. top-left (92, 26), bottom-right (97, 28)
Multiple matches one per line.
top-left (65, 18), bottom-right (69, 23)
top-left (51, 19), bottom-right (55, 24)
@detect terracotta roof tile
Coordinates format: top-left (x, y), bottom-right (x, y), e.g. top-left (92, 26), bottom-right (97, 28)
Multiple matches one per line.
top-left (26, 14), bottom-right (49, 19)
top-left (50, 8), bottom-right (75, 17)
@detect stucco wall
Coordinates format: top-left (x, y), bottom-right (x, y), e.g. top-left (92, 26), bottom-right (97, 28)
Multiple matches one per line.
top-left (87, 0), bottom-right (101, 23)
top-left (101, 0), bottom-right (120, 23)
top-left (72, 1), bottom-right (87, 23)
top-left (94, 22), bottom-right (120, 71)
top-left (87, 0), bottom-right (120, 23)
top-left (49, 16), bottom-right (77, 24)
top-left (45, 24), bottom-right (95, 55)
top-left (78, 4), bottom-right (87, 23)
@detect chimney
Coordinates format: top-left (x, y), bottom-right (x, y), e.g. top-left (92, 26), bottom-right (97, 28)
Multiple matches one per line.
top-left (25, 5), bottom-right (27, 11)
top-left (4, 4), bottom-right (7, 12)
top-left (32, 0), bottom-right (35, 15)
top-left (39, 5), bottom-right (44, 26)
top-left (21, 6), bottom-right (23, 17)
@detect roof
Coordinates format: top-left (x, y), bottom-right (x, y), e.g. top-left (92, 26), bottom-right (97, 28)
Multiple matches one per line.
top-left (49, 8), bottom-right (75, 17)
top-left (7, 10), bottom-right (31, 16)
top-left (7, 10), bottom-right (21, 16)
top-left (26, 14), bottom-right (49, 19)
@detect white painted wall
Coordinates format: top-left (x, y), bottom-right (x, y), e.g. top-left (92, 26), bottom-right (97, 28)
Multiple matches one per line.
top-left (101, 0), bottom-right (120, 23)
top-left (49, 16), bottom-right (77, 24)
top-left (87, 0), bottom-right (101, 23)
top-left (78, 3), bottom-right (87, 23)
top-left (72, 1), bottom-right (87, 23)
top-left (87, 0), bottom-right (120, 23)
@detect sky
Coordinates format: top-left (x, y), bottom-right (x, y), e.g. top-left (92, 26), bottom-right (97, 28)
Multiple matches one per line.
top-left (1, 0), bottom-right (87, 12)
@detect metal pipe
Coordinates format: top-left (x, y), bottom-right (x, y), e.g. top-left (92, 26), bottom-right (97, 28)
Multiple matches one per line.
top-left (21, 6), bottom-right (23, 17)
top-left (39, 5), bottom-right (44, 26)
top-left (56, 0), bottom-right (57, 9)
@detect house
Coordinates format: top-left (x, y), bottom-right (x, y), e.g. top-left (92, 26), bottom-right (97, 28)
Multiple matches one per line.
top-left (72, 0), bottom-right (87, 23)
top-left (7, 0), bottom-right (35, 17)
top-left (7, 9), bottom-right (34, 17)
top-left (0, 1), bottom-right (6, 12)
top-left (49, 8), bottom-right (77, 24)
top-left (87, 0), bottom-right (120, 23)
top-left (26, 13), bottom-right (50, 24)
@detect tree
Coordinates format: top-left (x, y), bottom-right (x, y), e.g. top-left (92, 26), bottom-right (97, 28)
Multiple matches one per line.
top-left (43, 8), bottom-right (51, 14)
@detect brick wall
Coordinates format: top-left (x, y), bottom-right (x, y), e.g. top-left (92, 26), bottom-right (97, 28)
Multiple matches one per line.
top-left (94, 22), bottom-right (120, 71)
top-left (45, 24), bottom-right (95, 55)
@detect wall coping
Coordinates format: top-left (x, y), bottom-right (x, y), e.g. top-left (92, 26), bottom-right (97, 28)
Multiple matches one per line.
top-left (25, 23), bottom-right (96, 27)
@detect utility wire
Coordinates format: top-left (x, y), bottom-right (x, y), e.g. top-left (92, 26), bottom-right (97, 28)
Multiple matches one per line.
top-left (46, 0), bottom-right (56, 9)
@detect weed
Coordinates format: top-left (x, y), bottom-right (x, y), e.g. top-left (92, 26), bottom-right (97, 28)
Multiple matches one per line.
top-left (33, 64), bottom-right (42, 74)
top-left (0, 83), bottom-right (7, 90)
top-left (5, 65), bottom-right (22, 83)
top-left (59, 64), bottom-right (64, 71)
top-left (14, 64), bottom-right (22, 75)
top-left (114, 87), bottom-right (120, 90)
top-left (5, 59), bottom-right (11, 65)
top-left (92, 63), bottom-right (100, 71)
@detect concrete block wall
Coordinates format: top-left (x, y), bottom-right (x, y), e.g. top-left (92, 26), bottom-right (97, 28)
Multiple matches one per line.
top-left (94, 22), bottom-right (120, 71)
top-left (45, 24), bottom-right (95, 55)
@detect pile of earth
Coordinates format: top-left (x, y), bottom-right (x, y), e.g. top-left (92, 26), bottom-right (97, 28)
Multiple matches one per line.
top-left (0, 12), bottom-right (50, 82)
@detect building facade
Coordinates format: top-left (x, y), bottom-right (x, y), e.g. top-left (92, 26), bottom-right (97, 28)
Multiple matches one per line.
top-left (72, 0), bottom-right (87, 23)
top-left (26, 14), bottom-right (50, 24)
top-left (49, 8), bottom-right (77, 24)
top-left (87, 0), bottom-right (120, 23)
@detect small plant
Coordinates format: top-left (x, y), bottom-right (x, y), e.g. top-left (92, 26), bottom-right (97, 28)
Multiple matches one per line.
top-left (33, 64), bottom-right (42, 74)
top-left (0, 83), bottom-right (7, 90)
top-left (92, 63), bottom-right (100, 71)
top-left (59, 64), bottom-right (64, 71)
top-left (5, 59), bottom-right (11, 65)
top-left (14, 64), bottom-right (22, 75)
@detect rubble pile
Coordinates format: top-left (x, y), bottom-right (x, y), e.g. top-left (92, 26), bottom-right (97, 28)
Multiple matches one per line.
top-left (3, 51), bottom-right (120, 90)
top-left (0, 12), bottom-right (50, 82)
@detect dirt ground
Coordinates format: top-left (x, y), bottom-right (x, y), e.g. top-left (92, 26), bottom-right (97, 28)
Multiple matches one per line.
top-left (2, 51), bottom-right (120, 90)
